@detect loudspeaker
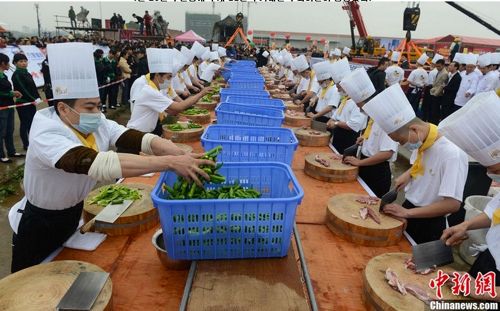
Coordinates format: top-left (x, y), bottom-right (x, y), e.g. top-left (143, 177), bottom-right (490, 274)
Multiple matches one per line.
top-left (403, 7), bottom-right (420, 31)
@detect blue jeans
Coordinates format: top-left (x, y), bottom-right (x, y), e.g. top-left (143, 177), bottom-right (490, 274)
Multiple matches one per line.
top-left (0, 108), bottom-right (16, 158)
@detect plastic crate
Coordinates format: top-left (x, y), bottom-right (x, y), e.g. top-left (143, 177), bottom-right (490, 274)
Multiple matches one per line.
top-left (220, 88), bottom-right (269, 102)
top-left (228, 81), bottom-right (265, 89)
top-left (229, 75), bottom-right (264, 81)
top-left (226, 96), bottom-right (286, 111)
top-left (151, 162), bottom-right (304, 260)
top-left (216, 102), bottom-right (284, 127)
top-left (234, 60), bottom-right (256, 67)
top-left (201, 125), bottom-right (298, 165)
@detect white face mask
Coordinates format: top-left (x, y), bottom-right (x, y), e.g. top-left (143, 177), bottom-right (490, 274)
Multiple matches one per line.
top-left (487, 173), bottom-right (500, 183)
top-left (159, 79), bottom-right (170, 90)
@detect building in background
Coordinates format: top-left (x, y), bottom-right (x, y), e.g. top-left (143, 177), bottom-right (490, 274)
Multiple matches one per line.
top-left (185, 13), bottom-right (220, 41)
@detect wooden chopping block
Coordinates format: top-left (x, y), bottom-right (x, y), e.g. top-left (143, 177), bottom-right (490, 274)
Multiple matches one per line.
top-left (304, 152), bottom-right (358, 182)
top-left (0, 260), bottom-right (112, 311)
top-left (274, 93), bottom-right (292, 101)
top-left (175, 143), bottom-right (193, 154)
top-left (163, 126), bottom-right (204, 143)
top-left (285, 114), bottom-right (311, 127)
top-left (212, 94), bottom-right (220, 102)
top-left (363, 253), bottom-right (471, 311)
top-left (179, 112), bottom-right (211, 124)
top-left (293, 127), bottom-right (331, 147)
top-left (194, 101), bottom-right (217, 111)
top-left (266, 84), bottom-right (278, 90)
top-left (285, 101), bottom-right (303, 112)
top-left (277, 85), bottom-right (286, 90)
top-left (83, 183), bottom-right (158, 236)
top-left (326, 193), bottom-right (403, 246)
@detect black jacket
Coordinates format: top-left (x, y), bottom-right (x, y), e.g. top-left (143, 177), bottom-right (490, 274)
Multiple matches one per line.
top-left (136, 57), bottom-right (149, 76)
top-left (0, 73), bottom-right (15, 108)
top-left (367, 67), bottom-right (386, 95)
top-left (12, 68), bottom-right (38, 103)
top-left (442, 72), bottom-right (462, 104)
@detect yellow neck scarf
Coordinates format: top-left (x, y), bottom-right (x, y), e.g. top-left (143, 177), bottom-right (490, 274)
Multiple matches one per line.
top-left (336, 96), bottom-right (350, 115)
top-left (409, 124), bottom-right (439, 179)
top-left (146, 74), bottom-right (165, 122)
top-left (320, 81), bottom-right (334, 99)
top-left (306, 70), bottom-right (315, 92)
top-left (493, 209), bottom-right (500, 226)
top-left (177, 73), bottom-right (185, 84)
top-left (362, 118), bottom-right (374, 140)
top-left (69, 128), bottom-right (99, 152)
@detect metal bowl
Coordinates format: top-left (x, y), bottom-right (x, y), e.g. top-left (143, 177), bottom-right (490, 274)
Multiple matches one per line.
top-left (152, 229), bottom-right (191, 270)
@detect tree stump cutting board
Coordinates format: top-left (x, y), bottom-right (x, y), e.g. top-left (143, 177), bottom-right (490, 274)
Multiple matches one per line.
top-left (293, 127), bottom-right (331, 147)
top-left (179, 112), bottom-right (211, 125)
top-left (0, 260), bottom-right (112, 311)
top-left (83, 183), bottom-right (158, 236)
top-left (285, 114), bottom-right (311, 127)
top-left (304, 152), bottom-right (358, 182)
top-left (195, 101), bottom-right (217, 111)
top-left (363, 253), bottom-right (471, 311)
top-left (285, 101), bottom-right (303, 112)
top-left (326, 193), bottom-right (403, 246)
top-left (163, 126), bottom-right (204, 143)
top-left (274, 93), bottom-right (292, 101)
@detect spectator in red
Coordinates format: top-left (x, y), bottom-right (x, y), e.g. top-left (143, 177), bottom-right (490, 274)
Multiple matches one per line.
top-left (144, 11), bottom-right (152, 36)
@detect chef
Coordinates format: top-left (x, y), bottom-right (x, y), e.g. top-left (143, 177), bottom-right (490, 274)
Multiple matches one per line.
top-left (341, 69), bottom-right (399, 198)
top-left (127, 48), bottom-right (210, 135)
top-left (327, 68), bottom-right (368, 154)
top-left (218, 47), bottom-right (231, 66)
top-left (385, 51), bottom-right (405, 87)
top-left (171, 50), bottom-right (190, 99)
top-left (8, 43), bottom-right (213, 272)
top-left (404, 53), bottom-right (429, 116)
top-left (185, 46), bottom-right (205, 91)
top-left (362, 84), bottom-right (468, 244)
top-left (453, 53), bottom-right (466, 77)
top-left (440, 91), bottom-right (500, 297)
top-left (476, 53), bottom-right (498, 94)
top-left (328, 48), bottom-right (341, 63)
top-left (453, 53), bottom-right (480, 111)
top-left (199, 62), bottom-right (221, 85)
top-left (291, 55), bottom-right (320, 112)
top-left (179, 47), bottom-right (201, 94)
top-left (197, 48), bottom-right (211, 77)
top-left (341, 47), bottom-right (351, 60)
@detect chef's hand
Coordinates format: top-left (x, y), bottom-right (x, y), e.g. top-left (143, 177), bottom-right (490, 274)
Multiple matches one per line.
top-left (326, 119), bottom-right (335, 129)
top-left (293, 99), bottom-right (301, 105)
top-left (441, 222), bottom-right (469, 246)
top-left (13, 91), bottom-right (22, 98)
top-left (192, 87), bottom-right (200, 93)
top-left (356, 136), bottom-right (364, 145)
top-left (201, 87), bottom-right (213, 95)
top-left (169, 154), bottom-right (214, 187)
top-left (343, 156), bottom-right (362, 166)
top-left (394, 171), bottom-right (411, 191)
top-left (383, 203), bottom-right (410, 218)
top-left (307, 112), bottom-right (316, 119)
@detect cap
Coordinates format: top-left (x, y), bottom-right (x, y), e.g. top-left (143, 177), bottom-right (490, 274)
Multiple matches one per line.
top-left (209, 51), bottom-right (220, 61)
top-left (417, 53), bottom-right (429, 65)
top-left (477, 53), bottom-right (492, 67)
top-left (218, 47), bottom-right (227, 57)
top-left (390, 52), bottom-right (401, 62)
top-left (432, 53), bottom-right (444, 64)
top-left (453, 53), bottom-right (464, 64)
top-left (293, 55), bottom-right (309, 72)
top-left (330, 57), bottom-right (351, 84)
top-left (342, 47), bottom-right (351, 55)
top-left (191, 41), bottom-right (206, 58)
top-left (464, 53), bottom-right (478, 66)
top-left (200, 63), bottom-right (221, 83)
top-left (330, 48), bottom-right (341, 57)
top-left (180, 46), bottom-right (195, 65)
top-left (211, 43), bottom-right (219, 52)
top-left (312, 61), bottom-right (333, 81)
top-left (262, 51), bottom-right (270, 58)
top-left (147, 48), bottom-right (174, 73)
top-left (339, 68), bottom-right (375, 103)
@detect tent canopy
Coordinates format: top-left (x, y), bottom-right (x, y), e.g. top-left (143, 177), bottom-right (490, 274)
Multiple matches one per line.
top-left (175, 30), bottom-right (206, 43)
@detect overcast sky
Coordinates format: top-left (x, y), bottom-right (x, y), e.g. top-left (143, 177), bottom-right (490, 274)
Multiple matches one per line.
top-left (0, 1), bottom-right (499, 39)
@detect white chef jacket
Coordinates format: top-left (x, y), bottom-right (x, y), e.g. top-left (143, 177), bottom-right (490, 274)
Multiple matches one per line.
top-left (405, 136), bottom-right (468, 207)
top-left (454, 71), bottom-right (480, 107)
top-left (361, 121), bottom-right (398, 162)
top-left (331, 98), bottom-right (367, 132)
top-left (484, 192), bottom-right (500, 271)
top-left (277, 66), bottom-right (286, 79)
top-left (182, 70), bottom-right (193, 87)
top-left (285, 69), bottom-right (295, 82)
top-left (8, 107), bottom-right (128, 233)
top-left (476, 70), bottom-right (499, 94)
top-left (188, 64), bottom-right (198, 80)
top-left (296, 76), bottom-right (320, 95)
top-left (407, 68), bottom-right (429, 88)
top-left (172, 74), bottom-right (186, 93)
top-left (427, 68), bottom-right (438, 86)
top-left (127, 83), bottom-right (173, 132)
top-left (315, 84), bottom-right (341, 118)
top-left (385, 65), bottom-right (405, 86)
top-left (198, 61), bottom-right (209, 77)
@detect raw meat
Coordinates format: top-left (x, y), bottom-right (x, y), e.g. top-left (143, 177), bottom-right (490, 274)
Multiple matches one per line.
top-left (384, 269), bottom-right (436, 304)
top-left (309, 131), bottom-right (322, 135)
top-left (366, 207), bottom-right (381, 224)
top-left (404, 257), bottom-right (436, 275)
top-left (355, 196), bottom-right (380, 205)
top-left (404, 283), bottom-right (435, 304)
top-left (314, 155), bottom-right (330, 167)
top-left (359, 207), bottom-right (368, 220)
top-left (329, 154), bottom-right (343, 160)
top-left (385, 268), bottom-right (407, 295)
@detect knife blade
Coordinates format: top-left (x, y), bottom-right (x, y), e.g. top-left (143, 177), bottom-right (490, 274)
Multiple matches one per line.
top-left (343, 144), bottom-right (359, 161)
top-left (80, 200), bottom-right (133, 234)
top-left (57, 272), bottom-right (109, 311)
top-left (379, 188), bottom-right (398, 212)
top-left (412, 240), bottom-right (454, 272)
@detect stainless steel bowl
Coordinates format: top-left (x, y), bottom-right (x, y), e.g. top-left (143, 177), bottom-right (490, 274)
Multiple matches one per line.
top-left (152, 229), bottom-right (191, 270)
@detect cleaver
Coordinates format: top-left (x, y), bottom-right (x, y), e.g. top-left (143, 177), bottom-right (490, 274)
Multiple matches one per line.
top-left (80, 200), bottom-right (133, 234)
top-left (412, 239), bottom-right (454, 272)
top-left (57, 272), bottom-right (109, 311)
top-left (343, 143), bottom-right (359, 161)
top-left (379, 188), bottom-right (399, 213)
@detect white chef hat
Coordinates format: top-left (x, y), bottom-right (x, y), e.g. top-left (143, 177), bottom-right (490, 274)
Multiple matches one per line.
top-left (439, 91), bottom-right (500, 167)
top-left (491, 52), bottom-right (500, 65)
top-left (330, 57), bottom-right (351, 84)
top-left (181, 46), bottom-right (195, 65)
top-left (432, 53), bottom-right (444, 64)
top-left (218, 47), bottom-right (227, 57)
top-left (342, 47), bottom-right (351, 55)
top-left (173, 49), bottom-right (187, 68)
top-left (463, 53), bottom-right (478, 66)
top-left (339, 68), bottom-right (375, 104)
top-left (200, 63), bottom-right (221, 83)
top-left (330, 48), bottom-right (341, 57)
top-left (290, 59), bottom-right (297, 71)
top-left (262, 51), bottom-right (270, 58)
top-left (416, 53), bottom-right (429, 65)
top-left (293, 55), bottom-right (309, 72)
top-left (191, 41), bottom-right (206, 59)
top-left (283, 54), bottom-right (293, 67)
top-left (312, 61), bottom-right (333, 81)
top-left (211, 43), bottom-right (219, 52)
top-left (47, 43), bottom-right (99, 100)
top-left (209, 51), bottom-right (220, 61)
top-left (390, 51), bottom-right (401, 62)
top-left (201, 48), bottom-right (211, 61)
top-left (477, 53), bottom-right (492, 67)
top-left (147, 48), bottom-right (174, 74)
top-left (362, 84), bottom-right (416, 134)
top-left (453, 52), bottom-right (464, 64)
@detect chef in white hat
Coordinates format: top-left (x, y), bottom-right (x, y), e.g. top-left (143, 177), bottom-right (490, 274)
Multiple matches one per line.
top-left (180, 46), bottom-right (202, 94)
top-left (363, 84), bottom-right (468, 244)
top-left (199, 63), bottom-right (221, 84)
top-left (404, 53), bottom-right (429, 117)
top-left (341, 47), bottom-right (351, 59)
top-left (171, 50), bottom-right (191, 99)
top-left (385, 52), bottom-right (405, 87)
top-left (9, 43), bottom-right (214, 272)
top-left (197, 47), bottom-right (211, 77)
top-left (453, 53), bottom-right (480, 111)
top-left (306, 61), bottom-right (340, 123)
top-left (188, 43), bottom-right (207, 89)
top-left (440, 91), bottom-right (500, 298)
top-left (327, 68), bottom-right (368, 154)
top-left (291, 54), bottom-right (320, 112)
top-left (341, 69), bottom-right (399, 198)
top-left (128, 48), bottom-right (211, 135)
top-left (476, 53), bottom-right (499, 95)
top-left (328, 48), bottom-right (341, 63)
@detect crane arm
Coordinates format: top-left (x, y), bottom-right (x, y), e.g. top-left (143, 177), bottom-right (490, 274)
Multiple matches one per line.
top-left (349, 2), bottom-right (368, 38)
top-left (445, 2), bottom-right (500, 36)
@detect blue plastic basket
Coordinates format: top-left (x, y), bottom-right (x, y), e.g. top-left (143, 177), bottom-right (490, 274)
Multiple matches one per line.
top-left (220, 88), bottom-right (269, 102)
top-left (228, 81), bottom-right (265, 89)
top-left (234, 60), bottom-right (256, 67)
top-left (216, 103), bottom-right (284, 127)
top-left (201, 125), bottom-right (298, 165)
top-left (229, 75), bottom-right (264, 81)
top-left (226, 96), bottom-right (286, 111)
top-left (151, 162), bottom-right (304, 260)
